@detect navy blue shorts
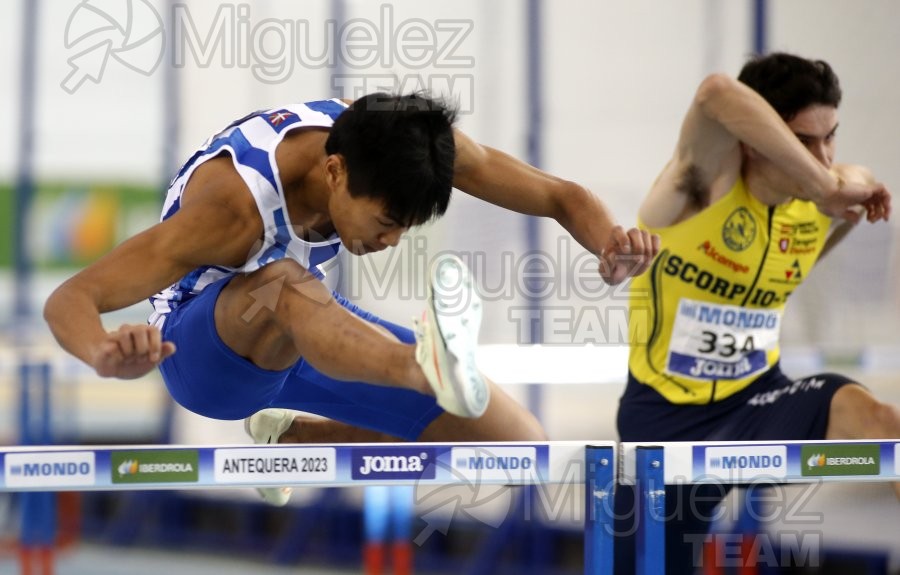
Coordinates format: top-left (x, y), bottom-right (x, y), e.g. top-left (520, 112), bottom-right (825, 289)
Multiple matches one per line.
top-left (158, 276), bottom-right (444, 440)
top-left (617, 364), bottom-right (859, 442)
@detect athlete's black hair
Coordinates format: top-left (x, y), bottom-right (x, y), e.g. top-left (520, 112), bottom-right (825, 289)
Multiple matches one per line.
top-left (738, 52), bottom-right (842, 121)
top-left (325, 92), bottom-right (458, 227)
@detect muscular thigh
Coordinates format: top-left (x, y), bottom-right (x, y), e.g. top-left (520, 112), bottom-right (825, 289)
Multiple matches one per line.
top-left (215, 260), bottom-right (327, 370)
top-left (267, 295), bottom-right (445, 440)
top-left (826, 383), bottom-right (895, 439)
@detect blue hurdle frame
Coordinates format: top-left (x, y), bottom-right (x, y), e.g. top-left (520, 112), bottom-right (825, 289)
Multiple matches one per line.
top-left (584, 444), bottom-right (615, 574)
top-left (635, 446), bottom-right (665, 575)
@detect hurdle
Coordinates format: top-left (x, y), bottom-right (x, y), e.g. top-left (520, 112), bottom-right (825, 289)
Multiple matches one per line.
top-left (0, 441), bottom-right (618, 574)
top-left (3, 439), bottom-right (900, 572)
top-left (620, 440), bottom-right (900, 572)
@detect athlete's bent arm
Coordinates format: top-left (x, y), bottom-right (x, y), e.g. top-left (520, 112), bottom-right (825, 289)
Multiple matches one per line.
top-left (451, 129), bottom-right (658, 284)
top-left (43, 164), bottom-right (263, 379)
top-left (641, 74), bottom-right (887, 227)
top-left (819, 164), bottom-right (892, 259)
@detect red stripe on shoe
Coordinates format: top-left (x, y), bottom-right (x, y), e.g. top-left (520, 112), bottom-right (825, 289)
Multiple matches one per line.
top-left (430, 335), bottom-right (445, 390)
top-left (423, 310), bottom-right (446, 391)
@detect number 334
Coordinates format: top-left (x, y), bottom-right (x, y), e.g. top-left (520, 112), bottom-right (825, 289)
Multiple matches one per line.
top-left (698, 331), bottom-right (755, 358)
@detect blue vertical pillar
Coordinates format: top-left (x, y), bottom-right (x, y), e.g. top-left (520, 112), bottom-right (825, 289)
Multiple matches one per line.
top-left (19, 361), bottom-right (57, 551)
top-left (753, 0), bottom-right (768, 55)
top-left (13, 0), bottom-right (39, 338)
top-left (524, 0), bottom-right (545, 419)
top-left (162, 0), bottom-right (181, 188)
top-left (17, 360), bottom-right (55, 447)
top-left (584, 445), bottom-right (614, 574)
top-left (635, 446), bottom-right (665, 575)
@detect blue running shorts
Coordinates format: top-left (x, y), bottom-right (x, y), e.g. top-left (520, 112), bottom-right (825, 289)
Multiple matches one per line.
top-left (158, 276), bottom-right (444, 440)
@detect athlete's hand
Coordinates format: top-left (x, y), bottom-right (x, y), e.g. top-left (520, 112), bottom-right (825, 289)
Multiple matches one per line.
top-left (598, 226), bottom-right (661, 285)
top-left (90, 324), bottom-right (176, 379)
top-left (860, 186), bottom-right (891, 223)
top-left (816, 179), bottom-right (890, 222)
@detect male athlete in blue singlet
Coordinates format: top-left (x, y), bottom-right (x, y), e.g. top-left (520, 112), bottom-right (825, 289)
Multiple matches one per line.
top-left (44, 93), bottom-right (659, 502)
top-left (615, 54), bottom-right (897, 575)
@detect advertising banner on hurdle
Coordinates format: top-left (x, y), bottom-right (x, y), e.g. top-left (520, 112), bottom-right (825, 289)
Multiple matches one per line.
top-left (620, 440), bottom-right (900, 485)
top-left (0, 441), bottom-right (599, 491)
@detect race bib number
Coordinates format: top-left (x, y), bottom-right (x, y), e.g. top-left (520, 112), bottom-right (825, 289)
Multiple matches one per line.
top-left (666, 299), bottom-right (781, 381)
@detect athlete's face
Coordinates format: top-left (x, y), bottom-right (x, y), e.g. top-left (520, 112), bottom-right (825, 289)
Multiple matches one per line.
top-left (749, 104), bottom-right (838, 196)
top-left (325, 156), bottom-right (408, 255)
top-left (785, 104), bottom-right (838, 169)
top-left (334, 192), bottom-right (408, 255)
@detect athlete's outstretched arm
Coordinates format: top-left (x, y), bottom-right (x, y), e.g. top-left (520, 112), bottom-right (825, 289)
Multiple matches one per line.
top-left (451, 129), bottom-right (659, 284)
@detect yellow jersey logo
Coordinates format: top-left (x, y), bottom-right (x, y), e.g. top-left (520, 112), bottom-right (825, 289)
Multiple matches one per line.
top-left (722, 207), bottom-right (757, 251)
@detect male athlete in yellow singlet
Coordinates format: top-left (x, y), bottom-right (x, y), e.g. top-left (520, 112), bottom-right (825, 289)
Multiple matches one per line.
top-left (616, 53), bottom-right (897, 575)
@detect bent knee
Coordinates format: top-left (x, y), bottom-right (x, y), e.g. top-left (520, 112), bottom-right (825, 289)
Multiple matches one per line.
top-left (831, 384), bottom-right (900, 439)
top-left (524, 422), bottom-right (549, 442)
top-left (869, 400), bottom-right (900, 438)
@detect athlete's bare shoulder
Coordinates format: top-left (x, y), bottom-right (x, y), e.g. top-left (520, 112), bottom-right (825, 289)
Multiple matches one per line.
top-left (176, 155), bottom-right (265, 267)
top-left (182, 156), bottom-right (256, 214)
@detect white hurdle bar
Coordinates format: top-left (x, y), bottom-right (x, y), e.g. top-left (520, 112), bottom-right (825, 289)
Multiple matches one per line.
top-left (620, 440), bottom-right (900, 574)
top-left (2, 440), bottom-right (899, 572)
top-left (620, 440), bottom-right (900, 486)
top-left (0, 441), bottom-right (618, 574)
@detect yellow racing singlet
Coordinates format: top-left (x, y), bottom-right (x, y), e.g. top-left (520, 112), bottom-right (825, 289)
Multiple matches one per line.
top-left (628, 178), bottom-right (832, 404)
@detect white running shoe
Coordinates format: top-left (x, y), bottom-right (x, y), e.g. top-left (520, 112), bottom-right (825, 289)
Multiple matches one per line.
top-left (414, 254), bottom-right (490, 418)
top-left (243, 408), bottom-right (295, 506)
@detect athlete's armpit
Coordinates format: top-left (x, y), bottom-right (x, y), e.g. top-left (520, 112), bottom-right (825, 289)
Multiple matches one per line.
top-left (676, 164), bottom-right (709, 210)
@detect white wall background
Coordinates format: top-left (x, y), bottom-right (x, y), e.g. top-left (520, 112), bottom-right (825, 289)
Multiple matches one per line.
top-left (2, 0), bottom-right (899, 356)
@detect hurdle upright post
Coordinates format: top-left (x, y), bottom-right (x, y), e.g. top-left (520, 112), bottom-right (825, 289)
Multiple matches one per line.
top-left (584, 444), bottom-right (614, 574)
top-left (18, 360), bottom-right (57, 575)
top-left (635, 446), bottom-right (664, 575)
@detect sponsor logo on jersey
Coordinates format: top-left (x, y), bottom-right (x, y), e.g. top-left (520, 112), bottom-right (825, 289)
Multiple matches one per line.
top-left (661, 253), bottom-right (785, 307)
top-left (787, 237), bottom-right (817, 255)
top-left (747, 377), bottom-right (825, 407)
top-left (777, 259), bottom-right (803, 283)
top-left (697, 241), bottom-right (750, 273)
top-left (722, 208), bottom-right (757, 251)
top-left (684, 303), bottom-right (779, 329)
top-left (775, 220), bottom-right (820, 254)
top-left (779, 221), bottom-right (820, 236)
